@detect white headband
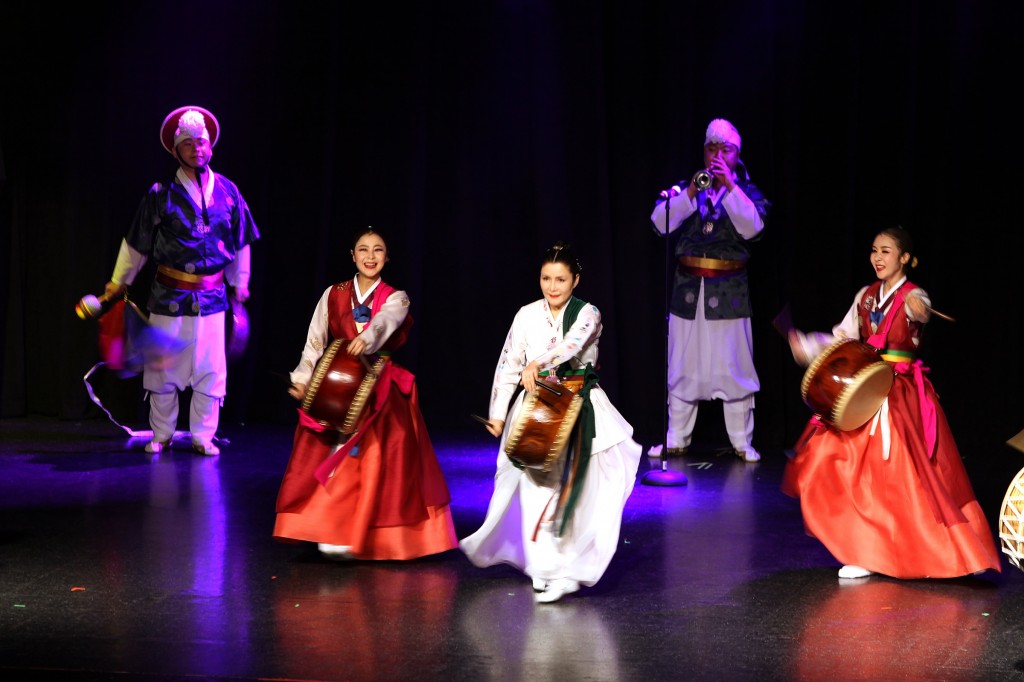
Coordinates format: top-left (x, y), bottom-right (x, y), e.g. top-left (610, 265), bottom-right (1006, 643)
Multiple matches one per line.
top-left (173, 109), bottom-right (211, 147)
top-left (705, 119), bottom-right (741, 150)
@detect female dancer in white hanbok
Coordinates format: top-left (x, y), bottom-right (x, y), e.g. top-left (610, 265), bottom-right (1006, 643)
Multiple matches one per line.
top-left (460, 241), bottom-right (642, 603)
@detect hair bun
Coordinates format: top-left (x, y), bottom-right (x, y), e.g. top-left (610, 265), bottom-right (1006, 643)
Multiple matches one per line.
top-left (542, 240), bottom-right (583, 275)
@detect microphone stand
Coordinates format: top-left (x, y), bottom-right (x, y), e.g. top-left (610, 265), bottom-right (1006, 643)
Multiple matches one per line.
top-left (643, 189), bottom-right (687, 487)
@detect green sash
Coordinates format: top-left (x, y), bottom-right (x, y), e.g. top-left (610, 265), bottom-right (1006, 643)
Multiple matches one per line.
top-left (553, 297), bottom-right (598, 536)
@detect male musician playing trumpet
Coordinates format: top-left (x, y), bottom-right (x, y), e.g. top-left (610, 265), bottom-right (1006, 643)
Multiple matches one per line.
top-left (649, 118), bottom-right (771, 463)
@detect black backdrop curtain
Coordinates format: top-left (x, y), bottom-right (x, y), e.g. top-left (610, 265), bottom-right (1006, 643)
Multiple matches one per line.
top-left (2, 1), bottom-right (1022, 474)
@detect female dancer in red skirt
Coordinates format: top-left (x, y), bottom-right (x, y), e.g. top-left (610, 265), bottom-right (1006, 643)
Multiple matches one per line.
top-left (784, 226), bottom-right (1000, 579)
top-left (274, 228), bottom-right (457, 560)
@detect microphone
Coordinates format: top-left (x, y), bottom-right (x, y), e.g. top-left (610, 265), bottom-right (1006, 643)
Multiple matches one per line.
top-left (659, 185), bottom-right (681, 199)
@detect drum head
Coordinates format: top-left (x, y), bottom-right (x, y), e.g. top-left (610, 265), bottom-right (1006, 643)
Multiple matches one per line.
top-left (802, 338), bottom-right (894, 431)
top-left (999, 466), bottom-right (1024, 572)
top-left (831, 362), bottom-right (895, 431)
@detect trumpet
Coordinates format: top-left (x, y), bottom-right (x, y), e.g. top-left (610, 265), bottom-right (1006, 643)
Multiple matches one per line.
top-left (692, 169), bottom-right (713, 190)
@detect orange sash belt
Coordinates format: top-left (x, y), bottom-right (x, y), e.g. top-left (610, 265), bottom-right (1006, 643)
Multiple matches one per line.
top-left (678, 255), bottom-right (746, 278)
top-left (156, 265), bottom-right (224, 291)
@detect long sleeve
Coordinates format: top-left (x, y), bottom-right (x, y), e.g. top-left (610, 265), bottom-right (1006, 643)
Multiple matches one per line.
top-left (789, 287), bottom-right (868, 367)
top-left (224, 244), bottom-right (251, 289)
top-left (650, 194), bottom-right (697, 235)
top-left (490, 313), bottom-right (528, 421)
top-left (290, 287), bottom-right (332, 386)
top-left (831, 287), bottom-right (869, 340)
top-left (110, 238), bottom-right (148, 286)
top-left (721, 185), bottom-right (765, 240)
top-left (905, 287), bottom-right (931, 324)
top-left (530, 304), bottom-right (601, 370)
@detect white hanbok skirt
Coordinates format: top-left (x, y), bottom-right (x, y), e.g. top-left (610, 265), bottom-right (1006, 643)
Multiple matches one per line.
top-left (460, 386), bottom-right (641, 586)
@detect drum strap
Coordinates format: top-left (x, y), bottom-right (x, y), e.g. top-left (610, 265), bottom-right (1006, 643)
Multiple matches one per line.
top-left (547, 297), bottom-right (597, 535)
top-left (523, 297), bottom-right (597, 537)
top-left (555, 362), bottom-right (599, 536)
top-left (556, 296), bottom-right (587, 377)
top-left (561, 297), bottom-right (585, 334)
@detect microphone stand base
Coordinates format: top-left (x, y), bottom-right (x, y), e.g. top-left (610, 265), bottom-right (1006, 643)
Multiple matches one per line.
top-left (641, 468), bottom-right (688, 487)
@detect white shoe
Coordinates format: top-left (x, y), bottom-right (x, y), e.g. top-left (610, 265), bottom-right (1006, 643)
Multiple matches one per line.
top-left (192, 440), bottom-right (220, 456)
top-left (532, 577), bottom-right (547, 592)
top-left (318, 543), bottom-right (355, 560)
top-left (145, 439), bottom-right (170, 454)
top-left (838, 564), bottom-right (873, 579)
top-left (534, 578), bottom-right (580, 603)
top-left (736, 448), bottom-right (761, 463)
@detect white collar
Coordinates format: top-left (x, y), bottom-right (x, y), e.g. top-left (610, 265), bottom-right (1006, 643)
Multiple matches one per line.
top-left (545, 300), bottom-right (566, 325)
top-left (176, 167), bottom-right (215, 208)
top-left (877, 276), bottom-right (907, 307)
top-left (354, 276), bottom-right (381, 303)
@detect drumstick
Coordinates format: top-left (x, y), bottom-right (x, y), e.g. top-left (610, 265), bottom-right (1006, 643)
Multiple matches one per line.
top-left (771, 303), bottom-right (794, 338)
top-left (1007, 428), bottom-right (1024, 453)
top-left (269, 371), bottom-right (293, 386)
top-left (536, 381), bottom-right (563, 397)
top-left (925, 305), bottom-right (955, 323)
top-left (470, 414), bottom-right (492, 426)
top-left (358, 354), bottom-right (380, 375)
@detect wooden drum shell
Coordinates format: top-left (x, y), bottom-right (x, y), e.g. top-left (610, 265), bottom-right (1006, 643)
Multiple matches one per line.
top-left (800, 338), bottom-right (894, 431)
top-left (301, 339), bottom-right (386, 434)
top-left (504, 377), bottom-right (583, 472)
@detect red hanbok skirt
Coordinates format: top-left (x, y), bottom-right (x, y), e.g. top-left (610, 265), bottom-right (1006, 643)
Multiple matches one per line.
top-left (274, 375), bottom-right (457, 560)
top-left (782, 373), bottom-right (1000, 578)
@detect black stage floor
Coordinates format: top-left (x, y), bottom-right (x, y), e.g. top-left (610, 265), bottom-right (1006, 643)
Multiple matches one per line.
top-left (3, 416), bottom-right (1024, 682)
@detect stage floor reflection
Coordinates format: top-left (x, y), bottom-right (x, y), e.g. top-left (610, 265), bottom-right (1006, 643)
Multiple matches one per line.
top-left (2, 417), bottom-right (1023, 681)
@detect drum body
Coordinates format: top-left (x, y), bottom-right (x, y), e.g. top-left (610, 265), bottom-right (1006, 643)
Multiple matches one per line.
top-left (301, 339), bottom-right (386, 434)
top-left (801, 338), bottom-right (894, 431)
top-left (504, 377), bottom-right (583, 472)
top-left (999, 466), bottom-right (1024, 573)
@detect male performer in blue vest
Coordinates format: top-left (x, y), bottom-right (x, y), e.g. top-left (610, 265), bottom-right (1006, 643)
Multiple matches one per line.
top-left (104, 106), bottom-right (260, 455)
top-left (650, 119), bottom-right (770, 463)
